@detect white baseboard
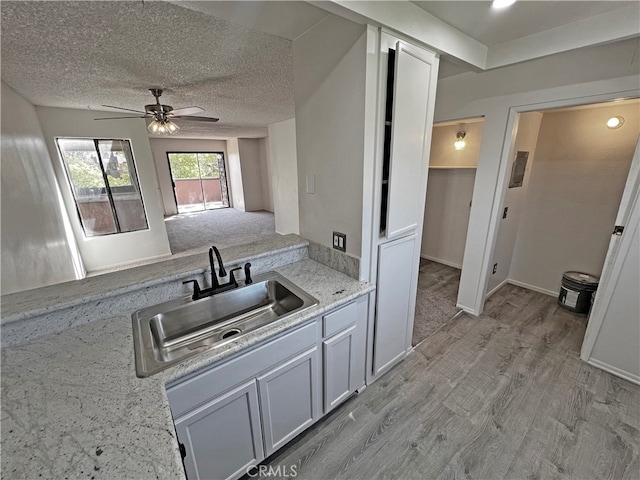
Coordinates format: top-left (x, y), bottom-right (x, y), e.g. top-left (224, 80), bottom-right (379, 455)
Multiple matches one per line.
top-left (485, 279), bottom-right (509, 299)
top-left (586, 358), bottom-right (640, 386)
top-left (507, 279), bottom-right (558, 298)
top-left (420, 254), bottom-right (462, 270)
top-left (456, 304), bottom-right (478, 316)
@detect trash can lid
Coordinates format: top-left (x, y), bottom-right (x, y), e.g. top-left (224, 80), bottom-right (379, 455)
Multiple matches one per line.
top-left (563, 271), bottom-right (600, 286)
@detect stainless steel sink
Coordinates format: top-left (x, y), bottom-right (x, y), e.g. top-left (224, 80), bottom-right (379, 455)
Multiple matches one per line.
top-left (132, 271), bottom-right (318, 377)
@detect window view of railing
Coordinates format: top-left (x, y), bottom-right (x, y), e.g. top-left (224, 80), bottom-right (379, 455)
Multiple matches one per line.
top-left (56, 138), bottom-right (148, 236)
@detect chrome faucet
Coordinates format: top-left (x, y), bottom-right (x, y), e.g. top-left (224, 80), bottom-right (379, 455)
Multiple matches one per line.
top-left (183, 246), bottom-right (240, 300)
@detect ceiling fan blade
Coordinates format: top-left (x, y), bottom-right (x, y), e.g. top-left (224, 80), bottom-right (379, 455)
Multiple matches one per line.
top-left (173, 115), bottom-right (219, 123)
top-left (94, 115), bottom-right (147, 120)
top-left (101, 105), bottom-right (147, 114)
top-left (168, 106), bottom-right (204, 116)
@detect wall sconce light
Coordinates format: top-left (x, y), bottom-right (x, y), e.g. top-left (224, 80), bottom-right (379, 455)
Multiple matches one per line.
top-left (148, 118), bottom-right (180, 135)
top-left (454, 131), bottom-right (467, 150)
top-left (606, 116), bottom-right (624, 129)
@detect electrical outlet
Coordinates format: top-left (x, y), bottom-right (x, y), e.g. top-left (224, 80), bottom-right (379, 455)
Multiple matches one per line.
top-left (333, 232), bottom-right (346, 252)
top-left (503, 207), bottom-right (509, 219)
top-left (493, 263), bottom-right (498, 274)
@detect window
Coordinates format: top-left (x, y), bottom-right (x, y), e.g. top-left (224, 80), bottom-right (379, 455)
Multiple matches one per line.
top-left (167, 152), bottom-right (230, 213)
top-left (56, 138), bottom-right (148, 237)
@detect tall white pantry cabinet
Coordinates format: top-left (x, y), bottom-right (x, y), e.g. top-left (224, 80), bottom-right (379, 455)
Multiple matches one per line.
top-left (367, 31), bottom-right (439, 381)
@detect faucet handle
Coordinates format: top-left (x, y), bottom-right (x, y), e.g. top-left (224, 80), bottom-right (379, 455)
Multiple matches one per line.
top-left (182, 280), bottom-right (201, 300)
top-left (228, 267), bottom-right (242, 287)
top-left (244, 263), bottom-right (253, 285)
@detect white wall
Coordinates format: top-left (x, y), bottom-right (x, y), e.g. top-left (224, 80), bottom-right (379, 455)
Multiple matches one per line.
top-left (267, 119), bottom-right (300, 235)
top-left (226, 138), bottom-right (245, 211)
top-left (294, 14), bottom-right (367, 257)
top-left (487, 112), bottom-right (542, 295)
top-left (509, 103), bottom-right (638, 294)
top-left (237, 138), bottom-right (271, 212)
top-left (421, 120), bottom-right (482, 268)
top-left (422, 169), bottom-right (475, 268)
top-left (1, 84), bottom-right (82, 293)
top-left (433, 36), bottom-right (640, 314)
top-left (36, 107), bottom-right (171, 273)
top-left (259, 137), bottom-right (274, 212)
top-left (149, 138), bottom-right (228, 216)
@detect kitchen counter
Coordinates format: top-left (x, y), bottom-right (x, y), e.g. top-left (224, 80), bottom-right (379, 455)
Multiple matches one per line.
top-left (1, 235), bottom-right (310, 347)
top-left (1, 259), bottom-right (374, 479)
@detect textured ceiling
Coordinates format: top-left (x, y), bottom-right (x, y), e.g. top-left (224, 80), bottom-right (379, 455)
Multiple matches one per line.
top-left (2, 1), bottom-right (637, 139)
top-left (0, 1), bottom-right (297, 138)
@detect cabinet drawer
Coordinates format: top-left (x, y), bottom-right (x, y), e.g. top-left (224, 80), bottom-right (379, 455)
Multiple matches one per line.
top-left (323, 301), bottom-right (357, 338)
top-left (167, 320), bottom-right (317, 418)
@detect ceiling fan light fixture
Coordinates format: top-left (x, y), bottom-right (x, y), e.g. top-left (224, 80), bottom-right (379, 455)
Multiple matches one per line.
top-left (148, 118), bottom-right (180, 135)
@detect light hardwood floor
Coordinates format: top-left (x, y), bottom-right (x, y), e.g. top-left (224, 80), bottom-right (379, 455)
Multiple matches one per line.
top-left (258, 284), bottom-right (640, 480)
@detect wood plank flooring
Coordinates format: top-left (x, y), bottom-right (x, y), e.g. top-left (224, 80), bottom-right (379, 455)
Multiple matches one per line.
top-left (258, 284), bottom-right (640, 480)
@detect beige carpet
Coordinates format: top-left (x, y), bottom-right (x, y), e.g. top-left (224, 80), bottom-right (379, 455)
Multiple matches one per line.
top-left (412, 291), bottom-right (460, 346)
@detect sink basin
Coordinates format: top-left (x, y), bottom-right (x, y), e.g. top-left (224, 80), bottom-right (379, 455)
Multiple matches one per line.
top-left (132, 271), bottom-right (318, 377)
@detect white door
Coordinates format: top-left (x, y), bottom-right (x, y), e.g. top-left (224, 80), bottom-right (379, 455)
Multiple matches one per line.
top-left (385, 42), bottom-right (436, 240)
top-left (581, 137), bottom-right (640, 381)
top-left (373, 234), bottom-right (419, 376)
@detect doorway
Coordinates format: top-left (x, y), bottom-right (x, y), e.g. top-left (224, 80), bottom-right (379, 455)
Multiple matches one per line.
top-left (167, 152), bottom-right (230, 213)
top-left (488, 98), bottom-right (639, 303)
top-left (412, 117), bottom-right (484, 346)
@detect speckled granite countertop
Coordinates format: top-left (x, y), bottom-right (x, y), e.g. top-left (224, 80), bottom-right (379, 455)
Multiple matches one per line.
top-left (1, 234), bottom-right (307, 324)
top-left (1, 259), bottom-right (374, 479)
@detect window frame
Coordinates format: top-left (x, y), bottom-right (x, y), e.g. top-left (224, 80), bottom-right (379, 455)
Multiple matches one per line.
top-left (55, 137), bottom-right (149, 237)
top-left (166, 151), bottom-right (229, 212)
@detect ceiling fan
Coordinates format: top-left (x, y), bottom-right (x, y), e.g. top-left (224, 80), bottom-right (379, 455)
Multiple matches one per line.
top-left (95, 88), bottom-right (219, 135)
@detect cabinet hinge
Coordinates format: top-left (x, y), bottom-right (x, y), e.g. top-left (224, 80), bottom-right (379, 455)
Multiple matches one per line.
top-left (613, 225), bottom-right (625, 236)
top-left (179, 442), bottom-right (187, 460)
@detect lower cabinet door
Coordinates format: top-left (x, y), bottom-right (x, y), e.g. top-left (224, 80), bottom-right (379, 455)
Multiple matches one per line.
top-left (257, 348), bottom-right (320, 456)
top-left (374, 234), bottom-right (418, 376)
top-left (323, 324), bottom-right (357, 413)
top-left (175, 380), bottom-right (264, 480)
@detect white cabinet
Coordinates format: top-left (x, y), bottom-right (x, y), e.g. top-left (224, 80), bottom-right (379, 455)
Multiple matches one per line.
top-left (168, 321), bottom-right (318, 480)
top-left (368, 32), bottom-right (439, 383)
top-left (175, 380), bottom-right (264, 480)
top-left (373, 234), bottom-right (419, 377)
top-left (258, 348), bottom-right (320, 456)
top-left (323, 325), bottom-right (358, 411)
top-left (322, 298), bottom-right (367, 413)
top-left (167, 295), bottom-right (369, 480)
top-left (384, 42), bottom-right (437, 240)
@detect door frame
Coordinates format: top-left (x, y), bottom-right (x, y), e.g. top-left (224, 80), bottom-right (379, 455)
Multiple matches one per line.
top-left (464, 90), bottom-right (640, 316)
top-left (166, 151), bottom-right (230, 214)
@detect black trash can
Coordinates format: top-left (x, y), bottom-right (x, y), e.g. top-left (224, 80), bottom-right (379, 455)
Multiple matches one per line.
top-left (558, 271), bottom-right (599, 314)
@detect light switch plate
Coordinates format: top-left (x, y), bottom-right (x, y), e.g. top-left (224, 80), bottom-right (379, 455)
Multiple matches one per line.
top-left (333, 232), bottom-right (346, 252)
top-left (306, 174), bottom-right (316, 194)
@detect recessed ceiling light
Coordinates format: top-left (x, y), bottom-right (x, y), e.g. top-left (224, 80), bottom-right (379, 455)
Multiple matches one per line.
top-left (606, 116), bottom-right (625, 129)
top-left (492, 0), bottom-right (517, 8)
